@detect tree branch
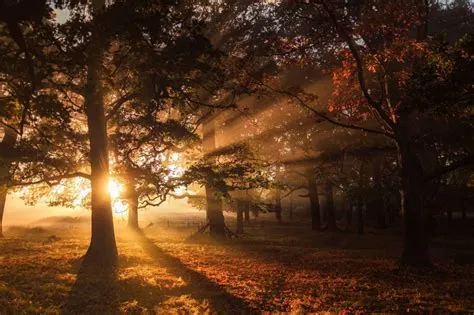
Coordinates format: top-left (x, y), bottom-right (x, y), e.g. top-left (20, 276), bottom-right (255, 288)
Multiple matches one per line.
top-left (259, 81), bottom-right (394, 138)
top-left (424, 155), bottom-right (474, 182)
top-left (10, 172), bottom-right (91, 187)
top-left (318, 0), bottom-right (396, 130)
top-left (105, 92), bottom-right (138, 121)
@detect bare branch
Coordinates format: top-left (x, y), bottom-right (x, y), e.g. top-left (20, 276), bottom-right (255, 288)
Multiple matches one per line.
top-left (258, 81), bottom-right (394, 138)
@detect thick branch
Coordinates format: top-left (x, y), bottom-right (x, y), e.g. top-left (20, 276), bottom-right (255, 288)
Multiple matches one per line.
top-left (10, 172), bottom-right (91, 187)
top-left (0, 120), bottom-right (20, 135)
top-left (282, 185), bottom-right (308, 198)
top-left (105, 93), bottom-right (138, 121)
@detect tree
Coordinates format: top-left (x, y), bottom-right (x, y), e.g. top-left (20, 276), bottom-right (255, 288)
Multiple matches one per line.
top-left (1, 0), bottom-right (246, 262)
top-left (81, 0), bottom-right (118, 265)
top-left (229, 0), bottom-right (474, 266)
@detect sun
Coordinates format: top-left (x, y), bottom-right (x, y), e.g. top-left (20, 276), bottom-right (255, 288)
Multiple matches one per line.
top-left (108, 178), bottom-right (128, 216)
top-left (108, 178), bottom-right (122, 200)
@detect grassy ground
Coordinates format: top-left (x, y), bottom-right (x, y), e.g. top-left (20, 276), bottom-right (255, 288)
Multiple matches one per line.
top-left (0, 217), bottom-right (473, 314)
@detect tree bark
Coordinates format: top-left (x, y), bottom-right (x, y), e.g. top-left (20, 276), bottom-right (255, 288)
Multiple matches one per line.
top-left (308, 177), bottom-right (321, 230)
top-left (206, 186), bottom-right (225, 236)
top-left (83, 1), bottom-right (118, 266)
top-left (357, 198), bottom-right (364, 235)
top-left (346, 201), bottom-right (353, 230)
top-left (398, 138), bottom-right (430, 267)
top-left (203, 113), bottom-right (226, 237)
top-left (126, 184), bottom-right (139, 230)
top-left (0, 187), bottom-right (6, 238)
top-left (324, 180), bottom-right (337, 231)
top-left (0, 127), bottom-right (17, 238)
top-left (236, 200), bottom-right (244, 234)
top-left (244, 199), bottom-right (250, 223)
top-left (357, 161), bottom-right (365, 235)
top-left (372, 155), bottom-right (387, 229)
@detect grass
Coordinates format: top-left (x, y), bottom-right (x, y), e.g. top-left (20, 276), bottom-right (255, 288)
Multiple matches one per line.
top-left (0, 217), bottom-right (473, 314)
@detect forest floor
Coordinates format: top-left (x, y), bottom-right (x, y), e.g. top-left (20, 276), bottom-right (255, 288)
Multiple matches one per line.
top-left (0, 216), bottom-right (474, 314)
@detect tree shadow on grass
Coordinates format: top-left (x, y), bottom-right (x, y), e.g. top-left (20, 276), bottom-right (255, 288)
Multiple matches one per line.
top-left (61, 261), bottom-right (119, 314)
top-left (133, 231), bottom-right (255, 314)
top-left (62, 254), bottom-right (186, 314)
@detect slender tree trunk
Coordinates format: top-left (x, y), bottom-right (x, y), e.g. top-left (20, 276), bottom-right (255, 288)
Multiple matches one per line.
top-left (244, 199), bottom-right (250, 223)
top-left (346, 200), bottom-right (353, 230)
top-left (0, 186), bottom-right (6, 238)
top-left (236, 200), bottom-right (244, 234)
top-left (357, 199), bottom-right (364, 235)
top-left (324, 180), bottom-right (337, 231)
top-left (83, 1), bottom-right (118, 265)
top-left (308, 177), bottom-right (321, 230)
top-left (0, 127), bottom-right (17, 238)
top-left (128, 200), bottom-right (139, 230)
top-left (126, 184), bottom-right (139, 230)
top-left (372, 155), bottom-right (387, 229)
top-left (398, 139), bottom-right (430, 267)
top-left (274, 189), bottom-right (282, 224)
top-left (203, 113), bottom-right (226, 237)
top-left (357, 162), bottom-right (365, 235)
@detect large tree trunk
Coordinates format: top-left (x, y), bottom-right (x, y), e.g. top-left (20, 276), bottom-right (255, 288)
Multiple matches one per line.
top-left (203, 113), bottom-right (226, 237)
top-left (206, 186), bottom-right (225, 236)
top-left (0, 127), bottom-right (17, 238)
top-left (324, 180), bottom-right (337, 231)
top-left (83, 1), bottom-right (118, 266)
top-left (398, 139), bottom-right (430, 267)
top-left (308, 177), bottom-right (321, 230)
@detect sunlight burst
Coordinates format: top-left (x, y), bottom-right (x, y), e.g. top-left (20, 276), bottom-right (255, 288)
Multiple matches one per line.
top-left (108, 178), bottom-right (128, 216)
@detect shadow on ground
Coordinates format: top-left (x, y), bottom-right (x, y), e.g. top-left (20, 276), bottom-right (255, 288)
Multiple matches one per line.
top-left (62, 253), bottom-right (174, 313)
top-left (61, 231), bottom-right (253, 314)
top-left (62, 263), bottom-right (119, 314)
top-left (133, 230), bottom-right (254, 314)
